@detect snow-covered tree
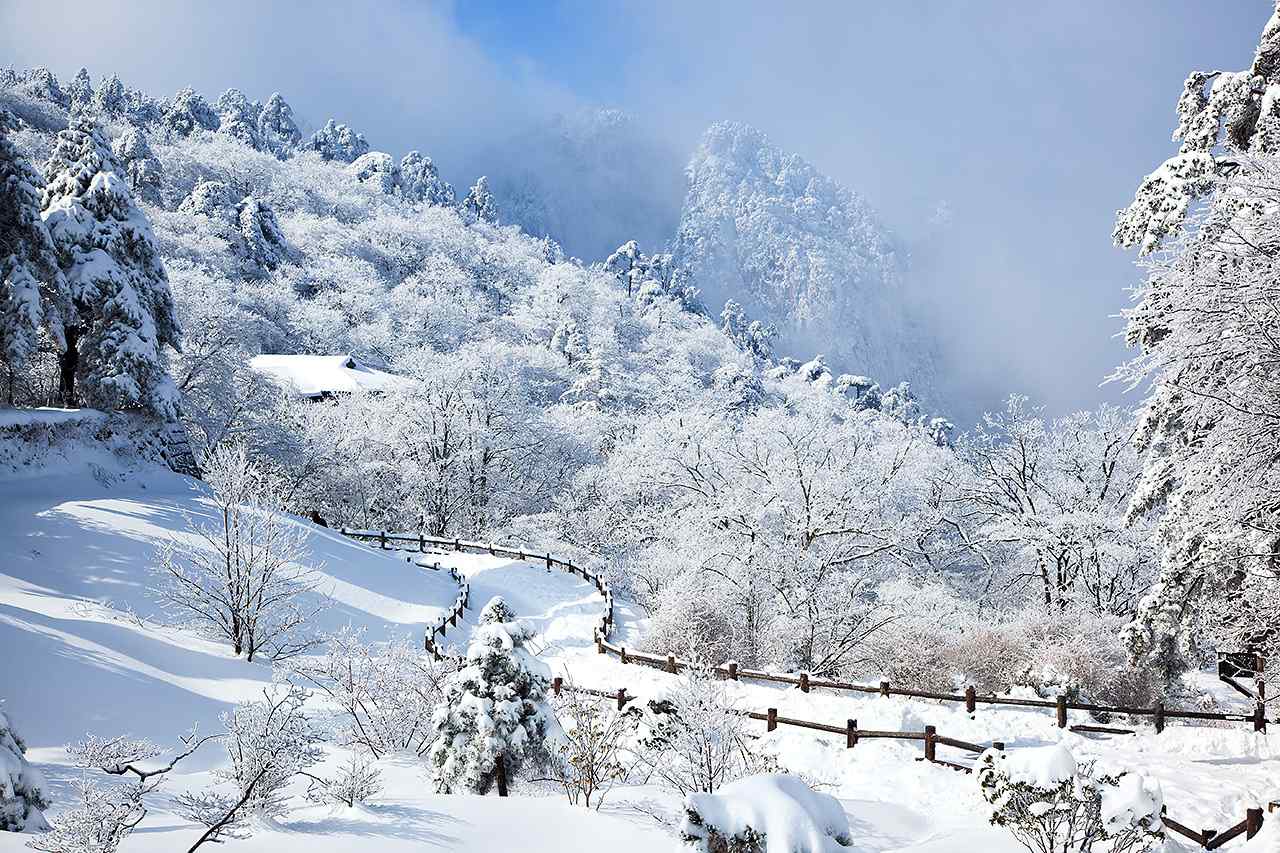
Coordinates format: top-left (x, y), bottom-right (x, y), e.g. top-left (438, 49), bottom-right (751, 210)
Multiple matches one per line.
top-left (633, 659), bottom-right (777, 796)
top-left (1113, 4), bottom-right (1280, 686)
top-left (153, 444), bottom-right (321, 662)
top-left (289, 628), bottom-right (452, 759)
top-left (1114, 5), bottom-right (1280, 254)
top-left (546, 675), bottom-right (635, 809)
top-left (18, 67), bottom-right (67, 109)
top-left (310, 119), bottom-right (369, 163)
top-left (0, 127), bottom-right (65, 380)
top-left (347, 151), bottom-right (398, 194)
top-left (90, 74), bottom-right (128, 121)
top-left (40, 116), bottom-right (181, 416)
top-left (215, 88), bottom-right (260, 149)
top-left (302, 751), bottom-right (382, 808)
top-left (429, 596), bottom-right (556, 796)
top-left (720, 299), bottom-right (775, 361)
top-left (214, 683), bottom-right (323, 819)
top-left (398, 151), bottom-right (454, 205)
top-left (255, 93), bottom-right (301, 158)
top-left (162, 87), bottom-right (219, 139)
top-left (109, 128), bottom-right (162, 204)
top-left (66, 69), bottom-right (93, 114)
top-left (236, 196), bottom-right (288, 273)
top-left (461, 176), bottom-right (498, 224)
top-left (25, 777), bottom-right (139, 853)
top-left (0, 704), bottom-right (48, 832)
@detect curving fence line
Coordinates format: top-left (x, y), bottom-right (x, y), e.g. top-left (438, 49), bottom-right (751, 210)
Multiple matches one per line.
top-left (337, 527), bottom-right (1268, 850)
top-left (338, 528), bottom-right (617, 660)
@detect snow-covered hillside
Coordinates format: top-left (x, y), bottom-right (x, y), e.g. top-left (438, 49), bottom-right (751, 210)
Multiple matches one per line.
top-left (671, 122), bottom-right (939, 403)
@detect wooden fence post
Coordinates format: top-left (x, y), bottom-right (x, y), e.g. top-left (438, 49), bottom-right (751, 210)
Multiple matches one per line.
top-left (552, 677), bottom-right (562, 697)
top-left (800, 673), bottom-right (810, 693)
top-left (1203, 829), bottom-right (1216, 846)
top-left (419, 532), bottom-right (425, 551)
top-left (489, 542), bottom-right (496, 556)
top-left (924, 725), bottom-right (936, 762)
top-left (454, 538), bottom-right (460, 551)
top-left (1254, 701), bottom-right (1267, 733)
top-left (621, 647), bottom-right (628, 665)
top-left (1247, 807), bottom-right (1263, 839)
top-left (616, 688), bottom-right (626, 710)
top-left (767, 708), bottom-right (777, 732)
top-left (667, 654), bottom-right (677, 674)
top-left (880, 681), bottom-right (890, 698)
top-left (965, 686), bottom-right (976, 714)
top-left (546, 553), bottom-right (552, 572)
top-left (846, 719), bottom-right (858, 748)
top-left (379, 530), bottom-right (387, 549)
top-left (728, 661), bottom-right (738, 681)
top-left (1056, 695), bottom-right (1067, 728)
top-left (596, 634), bottom-right (603, 654)
top-left (992, 741), bottom-right (1005, 751)
top-left (1154, 701), bottom-right (1165, 734)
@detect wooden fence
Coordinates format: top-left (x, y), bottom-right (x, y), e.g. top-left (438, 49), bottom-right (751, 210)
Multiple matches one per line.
top-left (548, 676), bottom-right (1266, 850)
top-left (339, 528), bottom-right (1268, 850)
top-left (339, 529), bottom-right (617, 658)
top-left (592, 638), bottom-right (1269, 734)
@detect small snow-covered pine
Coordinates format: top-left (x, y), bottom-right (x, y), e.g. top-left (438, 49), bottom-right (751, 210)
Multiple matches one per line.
top-left (0, 703), bottom-right (49, 832)
top-left (461, 176), bottom-right (499, 224)
top-left (428, 596), bottom-right (556, 795)
top-left (310, 119), bottom-right (370, 163)
top-left (256, 93), bottom-right (302, 158)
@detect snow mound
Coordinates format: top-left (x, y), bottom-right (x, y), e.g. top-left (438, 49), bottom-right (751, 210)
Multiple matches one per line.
top-left (988, 743), bottom-right (1077, 788)
top-left (682, 773), bottom-right (852, 852)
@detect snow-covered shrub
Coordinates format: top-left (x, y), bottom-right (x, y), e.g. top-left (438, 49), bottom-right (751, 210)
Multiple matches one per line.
top-left (547, 675), bottom-right (635, 809)
top-left (303, 751), bottom-right (382, 808)
top-left (429, 597), bottom-right (557, 795)
top-left (289, 628), bottom-right (453, 758)
top-left (634, 659), bottom-right (779, 796)
top-left (978, 744), bottom-right (1162, 853)
top-left (0, 705), bottom-right (48, 832)
top-left (214, 682), bottom-right (323, 819)
top-left (25, 777), bottom-right (139, 853)
top-left (153, 443), bottom-right (322, 662)
top-left (680, 774), bottom-right (852, 853)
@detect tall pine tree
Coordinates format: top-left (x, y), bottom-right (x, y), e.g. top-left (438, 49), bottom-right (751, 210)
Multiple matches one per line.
top-left (0, 123), bottom-right (66, 387)
top-left (40, 116), bottom-right (181, 417)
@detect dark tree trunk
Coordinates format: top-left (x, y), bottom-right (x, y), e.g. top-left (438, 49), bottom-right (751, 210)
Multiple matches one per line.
top-left (494, 754), bottom-right (509, 797)
top-left (58, 325), bottom-right (82, 408)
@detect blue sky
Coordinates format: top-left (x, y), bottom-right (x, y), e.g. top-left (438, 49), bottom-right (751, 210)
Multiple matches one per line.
top-left (2, 0), bottom-right (1272, 419)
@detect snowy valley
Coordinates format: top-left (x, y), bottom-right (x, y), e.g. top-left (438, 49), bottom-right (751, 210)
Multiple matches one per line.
top-left (4, 4), bottom-right (1280, 853)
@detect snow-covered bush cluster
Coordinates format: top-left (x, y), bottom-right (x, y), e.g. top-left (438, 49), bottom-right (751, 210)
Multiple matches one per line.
top-left (978, 744), bottom-right (1163, 853)
top-left (681, 774), bottom-right (853, 853)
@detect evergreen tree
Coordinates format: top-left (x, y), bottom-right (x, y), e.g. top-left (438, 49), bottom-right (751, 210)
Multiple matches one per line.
top-left (461, 176), bottom-right (498, 224)
top-left (256, 93), bottom-right (301, 158)
top-left (67, 68), bottom-right (93, 113)
top-left (429, 597), bottom-right (556, 796)
top-left (398, 151), bottom-right (454, 205)
top-left (0, 124), bottom-right (66, 380)
top-left (40, 116), bottom-right (181, 417)
top-left (111, 127), bottom-right (163, 205)
top-left (215, 88), bottom-right (261, 149)
top-left (0, 703), bottom-right (49, 832)
top-left (162, 87), bottom-right (219, 139)
top-left (92, 73), bottom-right (129, 119)
top-left (310, 119), bottom-right (369, 163)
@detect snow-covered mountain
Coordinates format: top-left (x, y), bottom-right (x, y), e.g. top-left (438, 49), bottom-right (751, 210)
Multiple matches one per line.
top-left (670, 122), bottom-right (939, 403)
top-left (479, 108), bottom-right (686, 262)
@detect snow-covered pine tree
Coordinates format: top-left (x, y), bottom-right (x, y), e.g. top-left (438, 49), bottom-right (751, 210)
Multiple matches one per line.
top-left (162, 87), bottom-right (219, 139)
top-left (0, 124), bottom-right (66, 379)
top-left (310, 119), bottom-right (369, 163)
top-left (215, 88), bottom-right (261, 149)
top-left (398, 151), bottom-right (455, 205)
top-left (91, 74), bottom-right (129, 120)
top-left (67, 68), bottom-right (93, 113)
top-left (20, 67), bottom-right (67, 108)
top-left (461, 176), bottom-right (499, 224)
top-left (40, 116), bottom-right (181, 417)
top-left (0, 703), bottom-right (50, 832)
top-left (256, 93), bottom-right (301, 158)
top-left (111, 127), bottom-right (163, 205)
top-left (1114, 2), bottom-right (1280, 684)
top-left (429, 596), bottom-right (556, 796)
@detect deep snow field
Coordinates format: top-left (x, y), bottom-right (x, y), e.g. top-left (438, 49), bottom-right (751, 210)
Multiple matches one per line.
top-left (2, 447), bottom-right (1279, 852)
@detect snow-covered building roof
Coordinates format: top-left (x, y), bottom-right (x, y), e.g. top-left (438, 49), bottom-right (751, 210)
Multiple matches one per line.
top-left (250, 354), bottom-right (407, 400)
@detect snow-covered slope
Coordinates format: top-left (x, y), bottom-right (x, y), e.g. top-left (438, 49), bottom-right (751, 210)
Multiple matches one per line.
top-left (671, 122), bottom-right (939, 401)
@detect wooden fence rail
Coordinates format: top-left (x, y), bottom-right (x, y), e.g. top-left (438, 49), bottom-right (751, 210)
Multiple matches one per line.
top-left (592, 637), bottom-right (1268, 734)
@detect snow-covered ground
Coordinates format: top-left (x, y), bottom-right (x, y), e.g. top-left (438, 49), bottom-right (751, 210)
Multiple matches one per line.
top-left (2, 454), bottom-right (1278, 851)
